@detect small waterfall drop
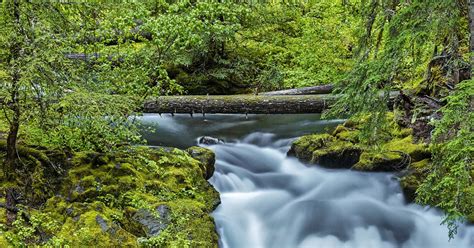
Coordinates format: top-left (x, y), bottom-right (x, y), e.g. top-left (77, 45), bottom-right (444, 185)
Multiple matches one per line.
top-left (208, 134), bottom-right (474, 248)
top-left (140, 114), bottom-right (474, 248)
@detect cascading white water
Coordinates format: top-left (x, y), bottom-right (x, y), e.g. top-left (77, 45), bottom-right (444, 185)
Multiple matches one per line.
top-left (207, 135), bottom-right (474, 248)
top-left (140, 114), bottom-right (474, 248)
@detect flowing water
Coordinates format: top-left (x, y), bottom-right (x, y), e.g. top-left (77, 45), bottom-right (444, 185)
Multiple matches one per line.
top-left (141, 114), bottom-right (474, 248)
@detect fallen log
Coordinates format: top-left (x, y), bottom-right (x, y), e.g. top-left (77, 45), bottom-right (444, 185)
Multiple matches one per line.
top-left (144, 95), bottom-right (336, 114)
top-left (261, 84), bottom-right (333, 96)
top-left (144, 91), bottom-right (399, 114)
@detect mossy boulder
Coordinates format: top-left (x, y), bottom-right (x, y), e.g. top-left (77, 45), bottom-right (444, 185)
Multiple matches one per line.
top-left (0, 146), bottom-right (220, 247)
top-left (289, 113), bottom-right (433, 203)
top-left (186, 146), bottom-right (216, 179)
top-left (288, 133), bottom-right (361, 168)
top-left (289, 114), bottom-right (430, 173)
top-left (399, 159), bottom-right (430, 202)
top-left (352, 136), bottom-right (430, 172)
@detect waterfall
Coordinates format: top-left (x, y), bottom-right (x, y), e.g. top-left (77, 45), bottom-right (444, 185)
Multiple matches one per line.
top-left (140, 113), bottom-right (474, 248)
top-left (208, 134), bottom-right (474, 248)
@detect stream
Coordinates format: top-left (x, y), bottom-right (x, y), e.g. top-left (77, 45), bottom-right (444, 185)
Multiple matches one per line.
top-left (140, 114), bottom-right (474, 248)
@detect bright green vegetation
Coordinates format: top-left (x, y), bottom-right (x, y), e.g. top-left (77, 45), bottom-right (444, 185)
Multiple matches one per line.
top-left (320, 0), bottom-right (474, 235)
top-left (417, 80), bottom-right (474, 234)
top-left (289, 114), bottom-right (431, 200)
top-left (0, 0), bottom-right (473, 244)
top-left (0, 145), bottom-right (219, 247)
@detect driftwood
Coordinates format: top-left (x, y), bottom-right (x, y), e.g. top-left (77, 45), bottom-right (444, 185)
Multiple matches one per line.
top-left (144, 95), bottom-right (336, 114)
top-left (261, 84), bottom-right (333, 96)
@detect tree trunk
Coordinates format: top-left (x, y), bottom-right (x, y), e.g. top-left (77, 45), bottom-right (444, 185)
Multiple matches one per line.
top-left (261, 85), bottom-right (333, 96)
top-left (144, 95), bottom-right (336, 114)
top-left (4, 0), bottom-right (21, 178)
top-left (5, 188), bottom-right (17, 225)
top-left (3, 0), bottom-right (22, 225)
top-left (143, 92), bottom-right (399, 114)
top-left (5, 87), bottom-right (20, 179)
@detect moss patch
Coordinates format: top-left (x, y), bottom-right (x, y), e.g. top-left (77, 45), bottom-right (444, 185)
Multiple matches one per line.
top-left (0, 145), bottom-right (219, 247)
top-left (289, 112), bottom-right (432, 202)
top-left (399, 159), bottom-right (431, 202)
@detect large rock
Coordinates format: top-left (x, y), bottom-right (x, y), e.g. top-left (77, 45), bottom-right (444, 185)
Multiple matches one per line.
top-left (186, 146), bottom-right (216, 179)
top-left (132, 205), bottom-right (170, 237)
top-left (288, 133), bottom-right (361, 169)
top-left (0, 146), bottom-right (220, 247)
top-left (289, 115), bottom-right (429, 173)
top-left (288, 116), bottom-right (433, 205)
top-left (198, 136), bottom-right (224, 145)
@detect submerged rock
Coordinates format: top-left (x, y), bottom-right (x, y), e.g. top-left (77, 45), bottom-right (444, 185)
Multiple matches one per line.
top-left (198, 136), bottom-right (224, 145)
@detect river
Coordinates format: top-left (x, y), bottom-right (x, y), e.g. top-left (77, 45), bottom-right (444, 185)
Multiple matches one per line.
top-left (140, 113), bottom-right (474, 248)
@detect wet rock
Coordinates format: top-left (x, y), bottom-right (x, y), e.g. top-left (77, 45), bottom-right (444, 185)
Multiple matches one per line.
top-left (198, 136), bottom-right (224, 145)
top-left (399, 159), bottom-right (431, 202)
top-left (288, 133), bottom-right (361, 169)
top-left (96, 215), bottom-right (109, 232)
top-left (289, 116), bottom-right (429, 172)
top-left (186, 146), bottom-right (216, 179)
top-left (132, 205), bottom-right (171, 237)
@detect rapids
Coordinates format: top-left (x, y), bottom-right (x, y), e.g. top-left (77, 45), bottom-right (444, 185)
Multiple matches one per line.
top-left (141, 114), bottom-right (474, 248)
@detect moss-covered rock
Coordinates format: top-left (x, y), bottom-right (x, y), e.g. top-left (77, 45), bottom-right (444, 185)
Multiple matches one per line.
top-left (353, 136), bottom-right (430, 172)
top-left (289, 114), bottom-right (430, 172)
top-left (289, 113), bottom-right (432, 203)
top-left (288, 133), bottom-right (361, 168)
top-left (186, 146), bottom-right (216, 179)
top-left (0, 145), bottom-right (220, 247)
top-left (399, 159), bottom-right (430, 202)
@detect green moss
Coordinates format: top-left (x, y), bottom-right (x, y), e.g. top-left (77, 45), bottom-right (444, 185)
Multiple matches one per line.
top-left (186, 146), bottom-right (216, 180)
top-left (0, 235), bottom-right (10, 248)
top-left (0, 145), bottom-right (219, 247)
top-left (333, 125), bottom-right (360, 143)
top-left (400, 159), bottom-right (431, 202)
top-left (289, 133), bottom-right (335, 161)
top-left (352, 136), bottom-right (429, 172)
top-left (353, 150), bottom-right (403, 171)
top-left (383, 136), bottom-right (430, 161)
top-left (290, 112), bottom-right (432, 176)
top-left (289, 133), bottom-right (361, 168)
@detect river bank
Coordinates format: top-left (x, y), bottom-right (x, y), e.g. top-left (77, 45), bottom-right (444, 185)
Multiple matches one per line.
top-left (0, 143), bottom-right (219, 247)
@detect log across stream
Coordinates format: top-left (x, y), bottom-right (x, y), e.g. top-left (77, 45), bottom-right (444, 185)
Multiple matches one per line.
top-left (143, 95), bottom-right (336, 114)
top-left (143, 92), bottom-right (398, 114)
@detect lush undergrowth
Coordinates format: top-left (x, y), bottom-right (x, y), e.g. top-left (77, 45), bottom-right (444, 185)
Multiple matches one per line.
top-left (0, 144), bottom-right (219, 247)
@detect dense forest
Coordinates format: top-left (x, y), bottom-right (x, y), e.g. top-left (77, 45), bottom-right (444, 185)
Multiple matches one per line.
top-left (0, 1), bottom-right (472, 247)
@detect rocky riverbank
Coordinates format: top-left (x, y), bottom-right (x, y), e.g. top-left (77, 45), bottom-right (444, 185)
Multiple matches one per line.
top-left (288, 113), bottom-right (432, 202)
top-left (0, 143), bottom-right (219, 247)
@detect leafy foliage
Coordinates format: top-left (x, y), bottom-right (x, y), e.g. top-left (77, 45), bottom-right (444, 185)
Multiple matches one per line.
top-left (417, 80), bottom-right (474, 237)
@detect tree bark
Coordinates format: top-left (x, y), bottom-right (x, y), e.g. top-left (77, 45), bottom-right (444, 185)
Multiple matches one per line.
top-left (144, 95), bottom-right (336, 114)
top-left (3, 0), bottom-right (22, 225)
top-left (261, 84), bottom-right (333, 96)
top-left (5, 0), bottom-right (21, 178)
